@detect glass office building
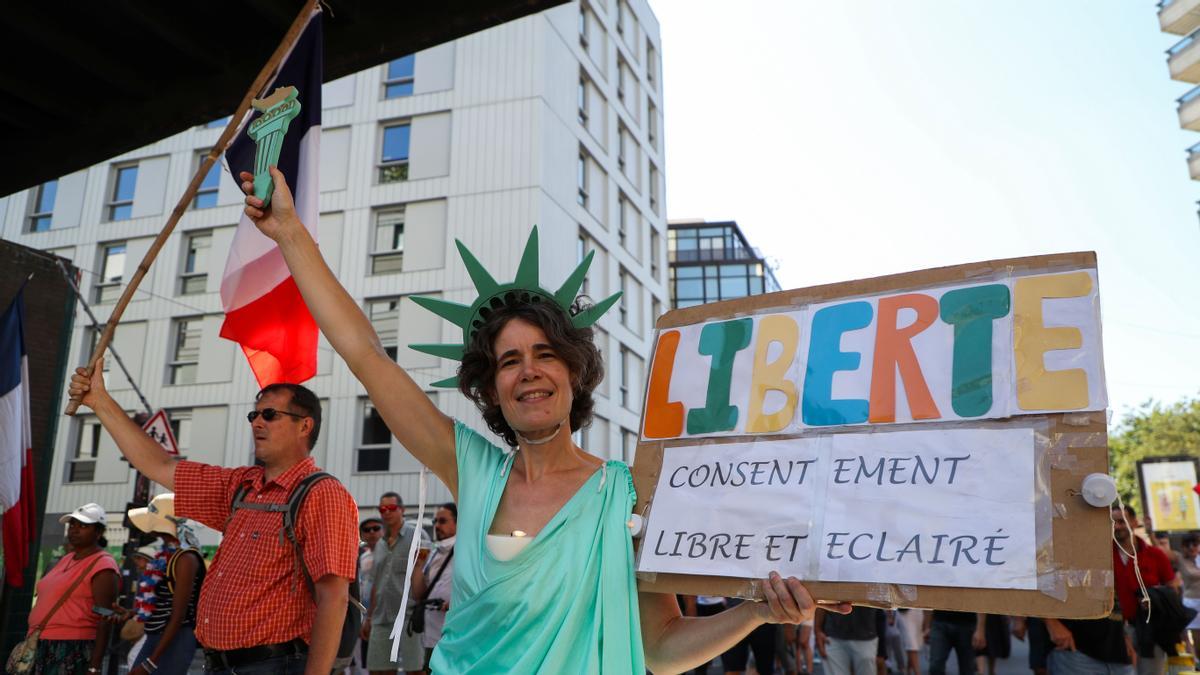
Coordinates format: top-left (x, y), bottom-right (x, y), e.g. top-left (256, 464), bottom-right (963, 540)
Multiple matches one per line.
top-left (667, 219), bottom-right (781, 308)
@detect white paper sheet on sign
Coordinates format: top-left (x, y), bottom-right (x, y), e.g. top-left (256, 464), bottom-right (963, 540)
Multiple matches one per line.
top-left (638, 427), bottom-right (1038, 591)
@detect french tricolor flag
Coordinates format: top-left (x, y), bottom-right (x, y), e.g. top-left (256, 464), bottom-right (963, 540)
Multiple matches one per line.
top-left (0, 287), bottom-right (36, 586)
top-left (220, 9), bottom-right (322, 387)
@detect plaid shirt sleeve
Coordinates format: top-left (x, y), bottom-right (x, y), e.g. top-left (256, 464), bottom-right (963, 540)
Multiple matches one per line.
top-left (297, 479), bottom-right (360, 583)
top-left (174, 460), bottom-right (248, 533)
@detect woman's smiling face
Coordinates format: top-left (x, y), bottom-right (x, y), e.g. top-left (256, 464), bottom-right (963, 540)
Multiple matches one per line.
top-left (492, 318), bottom-right (574, 439)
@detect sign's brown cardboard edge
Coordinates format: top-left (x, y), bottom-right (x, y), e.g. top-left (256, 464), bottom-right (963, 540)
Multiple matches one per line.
top-left (655, 250), bottom-right (1096, 330)
top-left (632, 251), bottom-right (1112, 619)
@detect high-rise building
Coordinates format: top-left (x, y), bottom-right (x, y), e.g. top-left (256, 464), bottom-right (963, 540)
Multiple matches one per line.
top-left (666, 219), bottom-right (781, 309)
top-left (0, 0), bottom-right (666, 552)
top-left (1160, 1), bottom-right (1200, 182)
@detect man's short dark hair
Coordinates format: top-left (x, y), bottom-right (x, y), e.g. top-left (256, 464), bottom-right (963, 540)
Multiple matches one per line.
top-left (256, 383), bottom-right (321, 450)
top-left (441, 502), bottom-right (457, 521)
top-left (1183, 532), bottom-right (1200, 547)
top-left (380, 491), bottom-right (403, 506)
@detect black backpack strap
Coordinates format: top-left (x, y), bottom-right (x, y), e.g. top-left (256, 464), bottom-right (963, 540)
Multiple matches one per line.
top-left (282, 471), bottom-right (336, 594)
top-left (224, 482), bottom-right (255, 531)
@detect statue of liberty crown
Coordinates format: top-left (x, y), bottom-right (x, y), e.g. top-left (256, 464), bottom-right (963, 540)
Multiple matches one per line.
top-left (408, 226), bottom-right (622, 388)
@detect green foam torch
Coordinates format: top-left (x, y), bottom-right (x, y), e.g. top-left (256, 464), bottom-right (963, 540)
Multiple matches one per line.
top-left (247, 86), bottom-right (302, 207)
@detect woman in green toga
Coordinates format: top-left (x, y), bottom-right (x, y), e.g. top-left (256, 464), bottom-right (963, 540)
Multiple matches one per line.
top-left (241, 167), bottom-right (846, 673)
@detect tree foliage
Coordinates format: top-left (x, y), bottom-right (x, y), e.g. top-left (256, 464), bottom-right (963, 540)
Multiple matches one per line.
top-left (1109, 394), bottom-right (1200, 514)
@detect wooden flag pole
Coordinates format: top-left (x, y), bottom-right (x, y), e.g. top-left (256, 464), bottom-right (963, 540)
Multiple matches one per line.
top-left (65, 0), bottom-right (319, 416)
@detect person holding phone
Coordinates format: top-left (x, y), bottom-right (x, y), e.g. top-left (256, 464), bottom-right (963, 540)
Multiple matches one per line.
top-left (27, 503), bottom-right (120, 675)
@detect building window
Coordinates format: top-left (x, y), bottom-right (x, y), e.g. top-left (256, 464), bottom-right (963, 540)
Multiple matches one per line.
top-left (357, 399), bottom-right (391, 472)
top-left (619, 346), bottom-right (630, 408)
top-left (108, 164), bottom-right (138, 221)
top-left (619, 266), bottom-right (630, 326)
top-left (379, 123), bottom-right (411, 183)
top-left (617, 124), bottom-right (628, 173)
top-left (579, 4), bottom-right (589, 48)
top-left (652, 297), bottom-right (662, 327)
top-left (647, 42), bottom-right (658, 90)
top-left (179, 232), bottom-right (211, 295)
top-left (95, 243), bottom-right (127, 304)
top-left (193, 153), bottom-right (220, 209)
top-left (168, 317), bottom-right (202, 385)
top-left (367, 297), bottom-right (400, 360)
top-left (616, 0), bottom-right (626, 36)
top-left (578, 75), bottom-right (589, 126)
top-left (577, 231), bottom-right (592, 295)
top-left (671, 260), bottom-right (769, 308)
top-left (87, 329), bottom-right (112, 374)
top-left (650, 230), bottom-right (660, 280)
top-left (647, 102), bottom-right (658, 149)
top-left (577, 152), bottom-right (589, 207)
top-left (384, 55), bottom-right (415, 99)
top-left (371, 207), bottom-right (405, 274)
top-left (617, 58), bottom-right (627, 104)
top-left (622, 428), bottom-right (636, 463)
top-left (168, 409), bottom-right (192, 456)
top-left (27, 180), bottom-right (57, 233)
top-left (69, 419), bottom-right (101, 483)
top-left (649, 163), bottom-right (660, 214)
top-left (618, 194), bottom-right (628, 249)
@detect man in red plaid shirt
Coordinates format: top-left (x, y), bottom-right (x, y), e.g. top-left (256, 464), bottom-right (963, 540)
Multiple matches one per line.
top-left (70, 368), bottom-right (359, 674)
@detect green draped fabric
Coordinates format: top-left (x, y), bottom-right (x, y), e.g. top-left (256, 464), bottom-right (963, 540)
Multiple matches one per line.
top-left (429, 421), bottom-right (645, 674)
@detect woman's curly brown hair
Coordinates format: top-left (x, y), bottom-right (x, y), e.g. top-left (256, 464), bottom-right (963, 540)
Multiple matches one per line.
top-left (457, 296), bottom-right (604, 447)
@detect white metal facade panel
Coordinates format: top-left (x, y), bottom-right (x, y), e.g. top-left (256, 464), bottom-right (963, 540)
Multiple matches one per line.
top-left (414, 44), bottom-right (456, 95)
top-left (321, 126), bottom-right (352, 193)
top-left (409, 112), bottom-right (452, 180)
top-left (51, 170), bottom-right (89, 231)
top-left (131, 155), bottom-right (171, 219)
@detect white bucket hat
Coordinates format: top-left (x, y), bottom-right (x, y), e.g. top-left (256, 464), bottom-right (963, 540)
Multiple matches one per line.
top-left (59, 503), bottom-right (106, 525)
top-left (127, 493), bottom-right (178, 537)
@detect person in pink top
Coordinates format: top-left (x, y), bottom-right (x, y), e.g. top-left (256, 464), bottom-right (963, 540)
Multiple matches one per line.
top-left (27, 503), bottom-right (120, 675)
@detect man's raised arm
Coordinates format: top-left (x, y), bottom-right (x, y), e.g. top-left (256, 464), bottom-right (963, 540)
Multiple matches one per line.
top-left (68, 359), bottom-right (177, 489)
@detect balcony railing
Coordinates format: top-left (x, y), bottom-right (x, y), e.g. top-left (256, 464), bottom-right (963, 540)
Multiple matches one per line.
top-left (1168, 26), bottom-right (1200, 82)
top-left (1167, 27), bottom-right (1200, 57)
top-left (1180, 84), bottom-right (1200, 105)
top-left (1178, 84), bottom-right (1200, 130)
top-left (1161, 0), bottom-right (1200, 35)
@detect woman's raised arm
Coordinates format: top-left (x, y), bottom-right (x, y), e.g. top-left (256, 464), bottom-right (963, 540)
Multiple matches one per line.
top-left (241, 167), bottom-right (456, 491)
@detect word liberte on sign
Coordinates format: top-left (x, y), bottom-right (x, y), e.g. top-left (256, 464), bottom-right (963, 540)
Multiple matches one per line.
top-left (642, 268), bottom-right (1105, 440)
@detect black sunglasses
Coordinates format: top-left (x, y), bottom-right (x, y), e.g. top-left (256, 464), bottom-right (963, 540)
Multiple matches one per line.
top-left (246, 408), bottom-right (307, 423)
top-left (361, 525), bottom-right (382, 533)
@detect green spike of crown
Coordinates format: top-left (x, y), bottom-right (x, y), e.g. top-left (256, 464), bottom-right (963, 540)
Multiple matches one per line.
top-left (408, 226), bottom-right (621, 388)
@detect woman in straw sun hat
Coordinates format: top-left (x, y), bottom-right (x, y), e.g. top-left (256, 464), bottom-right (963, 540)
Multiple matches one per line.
top-left (116, 493), bottom-right (206, 675)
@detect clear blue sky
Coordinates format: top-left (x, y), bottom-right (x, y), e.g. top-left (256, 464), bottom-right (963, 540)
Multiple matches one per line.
top-left (652, 1), bottom-right (1200, 427)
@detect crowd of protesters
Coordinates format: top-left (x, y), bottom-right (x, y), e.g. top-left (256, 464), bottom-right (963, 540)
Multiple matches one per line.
top-left (36, 370), bottom-right (1200, 675)
top-left (36, 490), bottom-right (457, 675)
top-left (677, 505), bottom-right (1200, 675)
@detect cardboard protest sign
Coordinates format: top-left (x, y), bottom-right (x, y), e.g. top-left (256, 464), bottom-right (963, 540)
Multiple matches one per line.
top-left (1137, 457), bottom-right (1200, 532)
top-left (632, 251), bottom-right (1113, 618)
